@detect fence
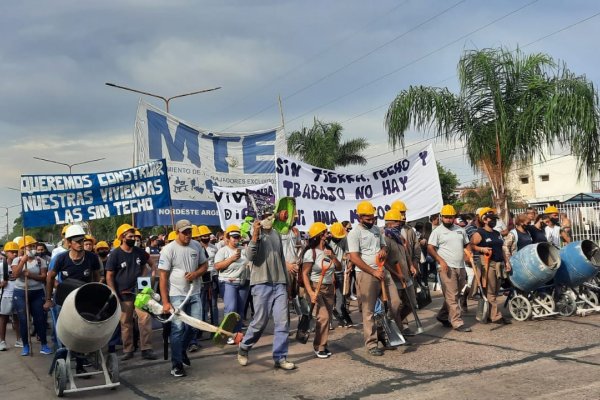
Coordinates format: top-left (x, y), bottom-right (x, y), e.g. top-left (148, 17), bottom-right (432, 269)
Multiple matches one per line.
top-left (512, 202), bottom-right (600, 244)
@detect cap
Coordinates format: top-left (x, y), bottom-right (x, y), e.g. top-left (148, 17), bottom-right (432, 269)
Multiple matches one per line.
top-left (175, 219), bottom-right (193, 233)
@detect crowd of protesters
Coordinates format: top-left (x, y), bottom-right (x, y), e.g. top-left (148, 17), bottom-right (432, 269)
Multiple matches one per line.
top-left (0, 201), bottom-right (573, 377)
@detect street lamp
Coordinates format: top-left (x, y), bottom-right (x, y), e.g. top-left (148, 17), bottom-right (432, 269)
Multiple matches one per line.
top-left (32, 157), bottom-right (106, 174)
top-left (0, 204), bottom-right (20, 241)
top-left (105, 82), bottom-right (221, 112)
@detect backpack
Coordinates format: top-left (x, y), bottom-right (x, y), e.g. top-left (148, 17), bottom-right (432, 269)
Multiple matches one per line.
top-left (297, 247), bottom-right (316, 289)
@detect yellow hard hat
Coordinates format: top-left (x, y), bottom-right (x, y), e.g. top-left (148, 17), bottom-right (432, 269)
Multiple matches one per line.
top-left (356, 201), bottom-right (376, 216)
top-left (225, 225), bottom-right (241, 237)
top-left (440, 204), bottom-right (457, 216)
top-left (330, 222), bottom-right (346, 239)
top-left (134, 230), bottom-right (142, 237)
top-left (384, 208), bottom-right (405, 221)
top-left (391, 200), bottom-right (407, 212)
top-left (113, 239), bottom-right (121, 248)
top-left (116, 224), bottom-right (135, 239)
top-left (478, 207), bottom-right (496, 218)
top-left (18, 235), bottom-right (37, 249)
top-left (198, 225), bottom-right (212, 237)
top-left (96, 241), bottom-right (109, 250)
top-left (61, 225), bottom-right (70, 236)
top-left (3, 242), bottom-right (19, 252)
top-left (191, 225), bottom-right (201, 238)
top-left (544, 205), bottom-right (559, 214)
top-left (167, 231), bottom-right (178, 241)
top-left (84, 235), bottom-right (95, 244)
top-left (308, 222), bottom-right (327, 239)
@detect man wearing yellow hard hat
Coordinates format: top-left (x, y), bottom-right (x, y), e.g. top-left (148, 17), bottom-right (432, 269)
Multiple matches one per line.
top-left (543, 205), bottom-right (571, 246)
top-left (347, 200), bottom-right (389, 356)
top-left (427, 205), bottom-right (472, 332)
top-left (329, 222), bottom-right (354, 327)
top-left (390, 200), bottom-right (421, 283)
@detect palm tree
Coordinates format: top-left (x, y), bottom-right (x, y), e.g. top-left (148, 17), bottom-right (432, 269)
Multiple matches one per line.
top-left (385, 47), bottom-right (599, 221)
top-left (287, 118), bottom-right (369, 170)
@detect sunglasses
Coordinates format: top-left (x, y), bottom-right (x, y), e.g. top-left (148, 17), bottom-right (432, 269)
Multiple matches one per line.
top-left (71, 237), bottom-right (85, 244)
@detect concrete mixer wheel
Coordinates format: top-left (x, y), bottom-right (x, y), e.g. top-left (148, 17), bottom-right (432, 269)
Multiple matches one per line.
top-left (580, 287), bottom-right (599, 308)
top-left (509, 295), bottom-right (532, 321)
top-left (531, 293), bottom-right (555, 317)
top-left (54, 358), bottom-right (68, 397)
top-left (556, 292), bottom-right (577, 316)
top-left (107, 353), bottom-right (119, 385)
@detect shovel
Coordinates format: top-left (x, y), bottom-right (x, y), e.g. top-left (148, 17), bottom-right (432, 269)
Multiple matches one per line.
top-left (465, 249), bottom-right (489, 323)
top-left (296, 258), bottom-right (330, 344)
top-left (400, 279), bottom-right (424, 334)
top-left (375, 260), bottom-right (405, 346)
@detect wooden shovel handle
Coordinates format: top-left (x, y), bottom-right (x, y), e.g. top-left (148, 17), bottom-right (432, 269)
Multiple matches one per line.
top-left (311, 258), bottom-right (331, 305)
top-left (376, 258), bottom-right (389, 303)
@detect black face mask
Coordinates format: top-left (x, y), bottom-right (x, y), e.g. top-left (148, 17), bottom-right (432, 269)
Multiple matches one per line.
top-left (200, 238), bottom-right (211, 244)
top-left (550, 218), bottom-right (560, 226)
top-left (487, 220), bottom-right (497, 229)
top-left (125, 239), bottom-right (136, 248)
top-left (443, 222), bottom-right (454, 229)
top-left (98, 251), bottom-right (109, 257)
top-left (362, 221), bottom-right (374, 230)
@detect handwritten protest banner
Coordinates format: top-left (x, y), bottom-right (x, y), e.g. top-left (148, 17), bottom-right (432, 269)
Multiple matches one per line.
top-left (213, 183), bottom-right (274, 229)
top-left (20, 160), bottom-right (171, 228)
top-left (276, 145), bottom-right (442, 228)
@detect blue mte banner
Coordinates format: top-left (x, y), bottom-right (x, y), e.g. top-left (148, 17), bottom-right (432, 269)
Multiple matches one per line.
top-left (20, 159), bottom-right (171, 228)
top-left (133, 101), bottom-right (284, 227)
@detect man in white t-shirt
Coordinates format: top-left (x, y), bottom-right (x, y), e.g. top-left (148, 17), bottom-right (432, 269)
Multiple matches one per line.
top-left (427, 205), bottom-right (471, 332)
top-left (158, 219), bottom-right (208, 378)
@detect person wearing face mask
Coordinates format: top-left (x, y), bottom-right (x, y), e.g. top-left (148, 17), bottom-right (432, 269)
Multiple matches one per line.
top-left (12, 236), bottom-right (51, 355)
top-left (470, 208), bottom-right (512, 325)
top-left (215, 225), bottom-right (250, 344)
top-left (347, 201), bottom-right (389, 357)
top-left (383, 209), bottom-right (419, 336)
top-left (134, 230), bottom-right (143, 248)
top-left (237, 206), bottom-right (295, 370)
top-left (0, 242), bottom-right (21, 351)
top-left (427, 205), bottom-right (472, 332)
top-left (83, 235), bottom-right (95, 252)
top-left (543, 206), bottom-right (570, 247)
top-left (35, 243), bottom-right (51, 264)
top-left (95, 241), bottom-right (110, 284)
top-left (105, 224), bottom-right (157, 362)
top-left (195, 225), bottom-right (219, 327)
top-left (329, 222), bottom-right (353, 327)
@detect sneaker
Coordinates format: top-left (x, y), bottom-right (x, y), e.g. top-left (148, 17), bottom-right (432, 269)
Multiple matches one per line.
top-left (40, 344), bottom-right (53, 355)
top-left (0, 341), bottom-right (7, 351)
top-left (81, 358), bottom-right (92, 367)
top-left (314, 349), bottom-right (330, 359)
top-left (274, 358), bottom-right (296, 370)
top-left (368, 347), bottom-right (384, 357)
top-left (492, 317), bottom-right (512, 325)
top-left (14, 340), bottom-right (23, 348)
top-left (436, 316), bottom-right (452, 328)
top-left (141, 349), bottom-right (157, 360)
top-left (324, 347), bottom-right (332, 356)
top-left (350, 295), bottom-right (358, 301)
top-left (402, 327), bottom-right (416, 337)
top-left (187, 343), bottom-right (199, 353)
top-left (455, 325), bottom-right (472, 332)
top-left (170, 365), bottom-right (186, 377)
top-left (21, 345), bottom-right (30, 356)
top-left (237, 348), bottom-right (249, 366)
top-left (76, 366), bottom-right (91, 379)
top-left (227, 337), bottom-right (235, 345)
top-left (121, 352), bottom-right (134, 361)
top-left (182, 353), bottom-right (191, 367)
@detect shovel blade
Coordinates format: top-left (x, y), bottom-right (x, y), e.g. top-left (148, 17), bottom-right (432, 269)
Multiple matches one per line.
top-left (296, 314), bottom-right (311, 344)
top-left (476, 298), bottom-right (490, 323)
top-left (375, 313), bottom-right (405, 346)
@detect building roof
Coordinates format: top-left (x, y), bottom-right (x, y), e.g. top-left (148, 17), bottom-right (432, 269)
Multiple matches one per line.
top-left (528, 192), bottom-right (600, 205)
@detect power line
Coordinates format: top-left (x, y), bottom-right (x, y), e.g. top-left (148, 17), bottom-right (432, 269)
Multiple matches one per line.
top-left (218, 0), bottom-right (467, 132)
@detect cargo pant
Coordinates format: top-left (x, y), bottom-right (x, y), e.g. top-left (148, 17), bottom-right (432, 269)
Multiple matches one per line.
top-left (486, 261), bottom-right (504, 322)
top-left (120, 300), bottom-right (153, 353)
top-left (311, 283), bottom-right (335, 352)
top-left (437, 267), bottom-right (467, 328)
top-left (356, 270), bottom-right (402, 350)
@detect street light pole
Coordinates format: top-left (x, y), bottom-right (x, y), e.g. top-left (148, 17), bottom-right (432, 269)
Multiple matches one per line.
top-left (105, 82), bottom-right (221, 113)
top-left (32, 157), bottom-right (106, 174)
top-left (0, 204), bottom-right (20, 241)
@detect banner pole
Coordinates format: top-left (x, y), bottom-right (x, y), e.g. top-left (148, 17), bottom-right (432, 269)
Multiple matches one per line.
top-left (278, 94), bottom-right (286, 133)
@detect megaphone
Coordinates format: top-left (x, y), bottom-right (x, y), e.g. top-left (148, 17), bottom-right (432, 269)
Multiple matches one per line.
top-left (273, 197), bottom-right (296, 235)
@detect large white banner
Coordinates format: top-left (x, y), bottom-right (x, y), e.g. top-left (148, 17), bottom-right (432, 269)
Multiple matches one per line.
top-left (134, 100), bottom-right (285, 227)
top-left (276, 144), bottom-right (442, 228)
top-left (213, 182), bottom-right (274, 229)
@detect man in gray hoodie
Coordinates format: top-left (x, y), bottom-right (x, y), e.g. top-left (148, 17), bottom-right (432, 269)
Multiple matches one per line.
top-left (237, 210), bottom-right (295, 370)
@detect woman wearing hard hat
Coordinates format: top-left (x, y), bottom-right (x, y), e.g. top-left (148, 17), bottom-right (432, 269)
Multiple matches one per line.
top-left (11, 236), bottom-right (52, 355)
top-left (0, 242), bottom-right (21, 351)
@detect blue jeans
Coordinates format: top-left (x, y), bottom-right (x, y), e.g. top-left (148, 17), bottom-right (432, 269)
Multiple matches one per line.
top-left (200, 276), bottom-right (220, 326)
top-left (170, 293), bottom-right (202, 368)
top-left (240, 283), bottom-right (289, 361)
top-left (13, 288), bottom-right (47, 346)
top-left (221, 281), bottom-right (250, 333)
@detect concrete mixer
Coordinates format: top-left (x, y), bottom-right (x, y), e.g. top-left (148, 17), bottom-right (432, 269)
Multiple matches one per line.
top-left (506, 242), bottom-right (563, 321)
top-left (52, 282), bottom-right (121, 397)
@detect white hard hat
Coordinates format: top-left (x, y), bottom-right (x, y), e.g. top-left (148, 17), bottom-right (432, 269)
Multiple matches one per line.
top-left (13, 236), bottom-right (22, 244)
top-left (65, 225), bottom-right (86, 239)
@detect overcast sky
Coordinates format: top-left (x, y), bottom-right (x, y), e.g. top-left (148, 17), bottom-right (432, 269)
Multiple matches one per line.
top-left (1, 0), bottom-right (599, 235)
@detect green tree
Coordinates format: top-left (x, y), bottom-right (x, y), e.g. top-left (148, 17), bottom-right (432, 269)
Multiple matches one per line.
top-left (437, 162), bottom-right (460, 204)
top-left (385, 47), bottom-right (599, 221)
top-left (287, 119), bottom-right (369, 169)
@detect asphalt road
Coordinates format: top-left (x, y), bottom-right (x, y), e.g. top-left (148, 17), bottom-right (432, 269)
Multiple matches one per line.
top-left (3, 291), bottom-right (600, 400)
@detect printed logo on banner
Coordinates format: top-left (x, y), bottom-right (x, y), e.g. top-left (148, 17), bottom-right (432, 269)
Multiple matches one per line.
top-left (276, 145), bottom-right (442, 229)
top-left (134, 101), bottom-right (285, 227)
top-left (20, 159), bottom-right (171, 228)
top-left (212, 183), bottom-right (274, 229)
